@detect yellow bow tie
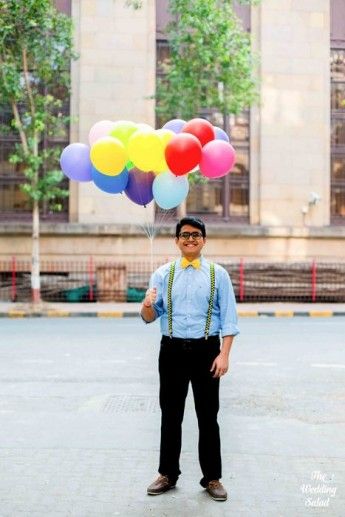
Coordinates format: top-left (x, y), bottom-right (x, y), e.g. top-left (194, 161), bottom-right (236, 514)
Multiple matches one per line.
top-left (181, 257), bottom-right (201, 269)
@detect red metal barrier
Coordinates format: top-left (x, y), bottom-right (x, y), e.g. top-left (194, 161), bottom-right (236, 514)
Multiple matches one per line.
top-left (88, 256), bottom-right (94, 302)
top-left (11, 256), bottom-right (16, 302)
top-left (1, 259), bottom-right (345, 303)
top-left (239, 258), bottom-right (244, 302)
top-left (311, 260), bottom-right (317, 302)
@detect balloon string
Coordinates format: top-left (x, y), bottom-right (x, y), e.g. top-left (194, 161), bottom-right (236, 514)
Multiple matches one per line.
top-left (150, 236), bottom-right (154, 274)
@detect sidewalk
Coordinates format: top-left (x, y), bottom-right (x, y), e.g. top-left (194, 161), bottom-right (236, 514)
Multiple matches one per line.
top-left (1, 301), bottom-right (345, 317)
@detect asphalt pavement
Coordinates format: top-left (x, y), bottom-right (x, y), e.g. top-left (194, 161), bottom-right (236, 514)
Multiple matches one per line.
top-left (0, 317), bottom-right (344, 516)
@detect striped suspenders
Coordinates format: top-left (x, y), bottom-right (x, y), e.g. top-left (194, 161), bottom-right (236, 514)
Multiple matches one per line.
top-left (167, 261), bottom-right (215, 339)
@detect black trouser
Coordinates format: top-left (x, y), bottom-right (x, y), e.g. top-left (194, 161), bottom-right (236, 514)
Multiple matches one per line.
top-left (158, 334), bottom-right (222, 486)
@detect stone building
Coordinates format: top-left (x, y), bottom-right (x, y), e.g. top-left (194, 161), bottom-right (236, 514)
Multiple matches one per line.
top-left (1, 0), bottom-right (344, 263)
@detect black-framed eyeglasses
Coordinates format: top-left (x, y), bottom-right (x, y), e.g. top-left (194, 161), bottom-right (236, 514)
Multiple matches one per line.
top-left (179, 231), bottom-right (203, 240)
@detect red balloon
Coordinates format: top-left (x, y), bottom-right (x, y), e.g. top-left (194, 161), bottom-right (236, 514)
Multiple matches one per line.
top-left (182, 118), bottom-right (215, 147)
top-left (165, 133), bottom-right (202, 175)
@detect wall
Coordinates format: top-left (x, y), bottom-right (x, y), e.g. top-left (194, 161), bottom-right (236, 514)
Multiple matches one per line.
top-left (1, 224), bottom-right (345, 264)
top-left (251, 0), bottom-right (330, 227)
top-left (69, 0), bottom-right (156, 225)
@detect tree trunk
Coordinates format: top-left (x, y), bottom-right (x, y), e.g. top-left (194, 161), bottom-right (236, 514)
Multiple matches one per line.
top-left (31, 199), bottom-right (41, 303)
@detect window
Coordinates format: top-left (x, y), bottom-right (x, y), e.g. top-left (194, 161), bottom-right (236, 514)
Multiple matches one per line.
top-left (155, 40), bottom-right (177, 220)
top-left (330, 0), bottom-right (345, 224)
top-left (186, 110), bottom-right (249, 222)
top-left (331, 49), bottom-right (345, 223)
top-left (155, 0), bottom-right (250, 223)
top-left (0, 0), bottom-right (70, 222)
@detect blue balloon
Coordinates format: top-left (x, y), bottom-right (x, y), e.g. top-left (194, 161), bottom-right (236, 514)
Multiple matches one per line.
top-left (214, 126), bottom-right (230, 142)
top-left (153, 171), bottom-right (189, 209)
top-left (91, 166), bottom-right (129, 194)
top-left (60, 143), bottom-right (92, 182)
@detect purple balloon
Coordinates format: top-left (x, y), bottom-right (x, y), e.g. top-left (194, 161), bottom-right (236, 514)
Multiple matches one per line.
top-left (60, 143), bottom-right (92, 182)
top-left (162, 118), bottom-right (186, 134)
top-left (214, 126), bottom-right (230, 143)
top-left (124, 168), bottom-right (155, 206)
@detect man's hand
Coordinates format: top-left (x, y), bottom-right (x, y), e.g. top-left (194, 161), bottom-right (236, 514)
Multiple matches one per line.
top-left (210, 353), bottom-right (229, 378)
top-left (141, 287), bottom-right (157, 323)
top-left (143, 287), bottom-right (157, 307)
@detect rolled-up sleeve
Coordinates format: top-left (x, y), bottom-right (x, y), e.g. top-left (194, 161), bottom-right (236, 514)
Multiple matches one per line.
top-left (217, 267), bottom-right (240, 337)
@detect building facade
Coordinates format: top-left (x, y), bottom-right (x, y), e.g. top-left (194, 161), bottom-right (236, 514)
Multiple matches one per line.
top-left (1, 0), bottom-right (344, 263)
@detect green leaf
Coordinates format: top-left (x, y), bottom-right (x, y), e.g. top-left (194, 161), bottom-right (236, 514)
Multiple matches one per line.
top-left (155, 0), bottom-right (259, 124)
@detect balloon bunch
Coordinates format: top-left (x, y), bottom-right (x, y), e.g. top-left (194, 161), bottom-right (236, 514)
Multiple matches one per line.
top-left (60, 118), bottom-right (235, 210)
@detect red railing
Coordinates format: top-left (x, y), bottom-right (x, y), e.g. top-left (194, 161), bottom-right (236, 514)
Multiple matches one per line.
top-left (88, 256), bottom-right (95, 302)
top-left (1, 258), bottom-right (345, 303)
top-left (311, 260), bottom-right (317, 303)
top-left (239, 257), bottom-right (245, 302)
top-left (11, 256), bottom-right (17, 302)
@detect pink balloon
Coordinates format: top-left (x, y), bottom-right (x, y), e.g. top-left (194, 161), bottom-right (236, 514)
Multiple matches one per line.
top-left (88, 120), bottom-right (116, 146)
top-left (199, 140), bottom-right (236, 179)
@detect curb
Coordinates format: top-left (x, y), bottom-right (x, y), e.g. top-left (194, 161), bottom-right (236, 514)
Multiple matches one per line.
top-left (238, 310), bottom-right (344, 318)
top-left (0, 311), bottom-right (139, 318)
top-left (1, 310), bottom-right (345, 318)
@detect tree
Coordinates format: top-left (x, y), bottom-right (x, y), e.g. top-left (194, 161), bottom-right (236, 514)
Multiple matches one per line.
top-left (156, 0), bottom-right (259, 199)
top-left (156, 0), bottom-right (259, 122)
top-left (0, 0), bottom-right (76, 303)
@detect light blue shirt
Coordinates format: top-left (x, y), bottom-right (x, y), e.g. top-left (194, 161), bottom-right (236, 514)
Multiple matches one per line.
top-left (146, 256), bottom-right (240, 339)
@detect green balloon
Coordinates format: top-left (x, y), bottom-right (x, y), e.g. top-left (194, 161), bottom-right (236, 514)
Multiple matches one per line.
top-left (109, 121), bottom-right (138, 147)
top-left (126, 160), bottom-right (135, 170)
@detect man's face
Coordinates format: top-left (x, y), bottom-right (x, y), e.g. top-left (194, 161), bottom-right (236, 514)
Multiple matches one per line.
top-left (175, 224), bottom-right (206, 258)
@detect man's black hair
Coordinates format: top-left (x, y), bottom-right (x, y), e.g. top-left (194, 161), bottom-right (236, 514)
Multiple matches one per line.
top-left (175, 216), bottom-right (206, 238)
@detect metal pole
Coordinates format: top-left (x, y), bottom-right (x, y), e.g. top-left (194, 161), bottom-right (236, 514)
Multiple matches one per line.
top-left (223, 111), bottom-right (230, 221)
top-left (311, 259), bottom-right (317, 302)
top-left (88, 256), bottom-right (94, 302)
top-left (11, 256), bottom-right (16, 302)
top-left (239, 257), bottom-right (245, 302)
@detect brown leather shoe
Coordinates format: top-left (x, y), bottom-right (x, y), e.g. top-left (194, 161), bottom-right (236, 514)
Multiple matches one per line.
top-left (147, 475), bottom-right (176, 496)
top-left (205, 480), bottom-right (227, 501)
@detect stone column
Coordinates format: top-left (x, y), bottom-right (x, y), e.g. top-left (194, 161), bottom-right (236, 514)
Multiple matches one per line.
top-left (252, 0), bottom-right (330, 227)
top-left (70, 0), bottom-right (156, 224)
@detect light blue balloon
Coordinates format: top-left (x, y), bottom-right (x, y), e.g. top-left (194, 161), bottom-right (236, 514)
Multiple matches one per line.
top-left (214, 126), bottom-right (230, 142)
top-left (153, 171), bottom-right (189, 209)
top-left (91, 166), bottom-right (129, 194)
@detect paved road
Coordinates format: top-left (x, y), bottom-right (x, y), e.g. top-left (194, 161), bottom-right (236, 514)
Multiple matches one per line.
top-left (0, 318), bottom-right (344, 517)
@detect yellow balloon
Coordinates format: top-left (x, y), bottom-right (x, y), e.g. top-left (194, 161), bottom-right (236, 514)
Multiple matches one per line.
top-left (90, 136), bottom-right (127, 175)
top-left (127, 130), bottom-right (163, 172)
top-left (153, 129), bottom-right (175, 173)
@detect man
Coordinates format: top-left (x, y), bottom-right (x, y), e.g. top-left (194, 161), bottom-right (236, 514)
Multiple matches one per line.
top-left (141, 216), bottom-right (239, 502)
